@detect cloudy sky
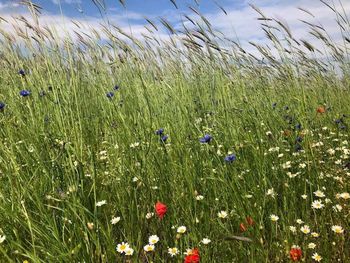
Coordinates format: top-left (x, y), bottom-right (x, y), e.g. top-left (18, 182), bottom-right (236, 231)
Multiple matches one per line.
top-left (0, 0), bottom-right (349, 53)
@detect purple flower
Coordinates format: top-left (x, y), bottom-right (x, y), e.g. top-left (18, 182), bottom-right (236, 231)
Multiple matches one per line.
top-left (199, 134), bottom-right (212, 143)
top-left (18, 69), bottom-right (25, 77)
top-left (20, 90), bottom-right (31, 97)
top-left (106, 92), bottom-right (114, 98)
top-left (0, 102), bottom-right (5, 110)
top-left (155, 128), bottom-right (164, 135)
top-left (224, 154), bottom-right (236, 163)
top-left (160, 135), bottom-right (168, 143)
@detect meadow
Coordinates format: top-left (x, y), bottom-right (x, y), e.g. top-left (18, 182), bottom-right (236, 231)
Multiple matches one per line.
top-left (0, 0), bottom-right (350, 262)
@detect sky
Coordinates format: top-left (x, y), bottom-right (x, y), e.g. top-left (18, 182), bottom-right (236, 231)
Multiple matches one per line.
top-left (0, 0), bottom-right (349, 55)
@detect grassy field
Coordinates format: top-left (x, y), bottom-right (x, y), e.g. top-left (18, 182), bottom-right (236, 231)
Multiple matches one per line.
top-left (0, 0), bottom-right (350, 262)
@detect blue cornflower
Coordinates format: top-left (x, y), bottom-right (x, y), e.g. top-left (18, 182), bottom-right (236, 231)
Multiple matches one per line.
top-left (106, 92), bottom-right (114, 98)
top-left (160, 135), bottom-right (168, 143)
top-left (340, 125), bottom-right (347, 130)
top-left (272, 102), bottom-right (277, 109)
top-left (155, 128), bottom-right (164, 135)
top-left (295, 144), bottom-right (302, 152)
top-left (18, 69), bottom-right (25, 76)
top-left (199, 134), bottom-right (212, 143)
top-left (114, 85), bottom-right (120, 90)
top-left (295, 123), bottom-right (302, 130)
top-left (296, 136), bottom-right (303, 143)
top-left (335, 119), bottom-right (342, 124)
top-left (224, 154), bottom-right (236, 163)
top-left (0, 102), bottom-right (5, 110)
top-left (19, 90), bottom-right (31, 97)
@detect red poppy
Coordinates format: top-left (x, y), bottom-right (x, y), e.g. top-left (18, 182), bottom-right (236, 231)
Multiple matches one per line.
top-left (240, 223), bottom-right (247, 232)
top-left (317, 106), bottom-right (326, 114)
top-left (184, 248), bottom-right (200, 263)
top-left (289, 247), bottom-right (302, 261)
top-left (246, 216), bottom-right (254, 226)
top-left (155, 201), bottom-right (167, 219)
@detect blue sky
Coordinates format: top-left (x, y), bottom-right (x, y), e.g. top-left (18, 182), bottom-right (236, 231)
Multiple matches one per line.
top-left (0, 0), bottom-right (349, 55)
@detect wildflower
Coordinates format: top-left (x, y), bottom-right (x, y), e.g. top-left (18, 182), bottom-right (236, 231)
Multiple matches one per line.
top-left (270, 214), bottom-right (279, 222)
top-left (246, 216), bottom-right (254, 226)
top-left (0, 235), bottom-right (5, 244)
top-left (201, 238), bottom-right (211, 245)
top-left (289, 226), bottom-right (297, 233)
top-left (146, 212), bottom-right (154, 219)
top-left (199, 134), bottom-right (212, 143)
top-left (111, 217), bottom-right (121, 225)
top-left (144, 244), bottom-right (155, 252)
top-left (301, 195), bottom-right (307, 200)
top-left (224, 154), bottom-right (236, 163)
top-left (0, 102), bottom-right (5, 111)
top-left (314, 190), bottom-right (325, 198)
top-left (339, 192), bottom-right (350, 199)
top-left (311, 200), bottom-right (324, 209)
top-left (96, 200), bottom-right (107, 207)
top-left (106, 92), bottom-right (114, 98)
top-left (296, 219), bottom-right (304, 224)
top-left (149, 235), bottom-right (160, 244)
top-left (155, 128), bottom-right (164, 135)
top-left (240, 223), bottom-right (247, 232)
top-left (317, 106), bottom-right (326, 114)
top-left (114, 85), bottom-right (120, 90)
top-left (300, 225), bottom-right (310, 234)
top-left (217, 210), bottom-right (228, 219)
top-left (266, 188), bottom-right (276, 198)
top-left (160, 135), bottom-right (169, 143)
top-left (184, 248), bottom-right (200, 263)
top-left (308, 243), bottom-right (316, 249)
top-left (18, 69), bottom-right (26, 76)
top-left (289, 246), bottom-right (302, 261)
top-left (125, 247), bottom-right (134, 256)
top-left (196, 195), bottom-right (204, 201)
top-left (116, 242), bottom-right (130, 254)
top-left (168, 247), bottom-right (179, 257)
top-left (312, 253), bottom-right (322, 261)
top-left (272, 102), bottom-right (277, 108)
top-left (19, 90), bottom-right (31, 97)
top-left (177, 226), bottom-right (187, 234)
top-left (311, 232), bottom-right (319, 238)
top-left (155, 201), bottom-right (167, 219)
top-left (331, 225), bottom-right (344, 234)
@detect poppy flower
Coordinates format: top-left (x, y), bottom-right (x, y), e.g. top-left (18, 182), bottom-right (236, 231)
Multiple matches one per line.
top-left (155, 128), bottom-right (164, 135)
top-left (239, 223), bottom-right (247, 232)
top-left (106, 92), bottom-right (114, 98)
top-left (317, 106), bottom-right (326, 114)
top-left (199, 134), bottom-right (212, 143)
top-left (289, 247), bottom-right (302, 261)
top-left (224, 154), bottom-right (236, 163)
top-left (155, 201), bottom-right (167, 219)
top-left (246, 216), bottom-right (254, 226)
top-left (19, 90), bottom-right (31, 97)
top-left (184, 248), bottom-right (200, 263)
top-left (0, 102), bottom-right (5, 111)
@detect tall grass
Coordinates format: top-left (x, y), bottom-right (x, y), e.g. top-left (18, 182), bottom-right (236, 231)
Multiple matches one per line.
top-left (0, 0), bottom-right (349, 262)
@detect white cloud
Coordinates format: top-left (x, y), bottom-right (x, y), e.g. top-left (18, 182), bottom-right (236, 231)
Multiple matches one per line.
top-left (51, 0), bottom-right (82, 5)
